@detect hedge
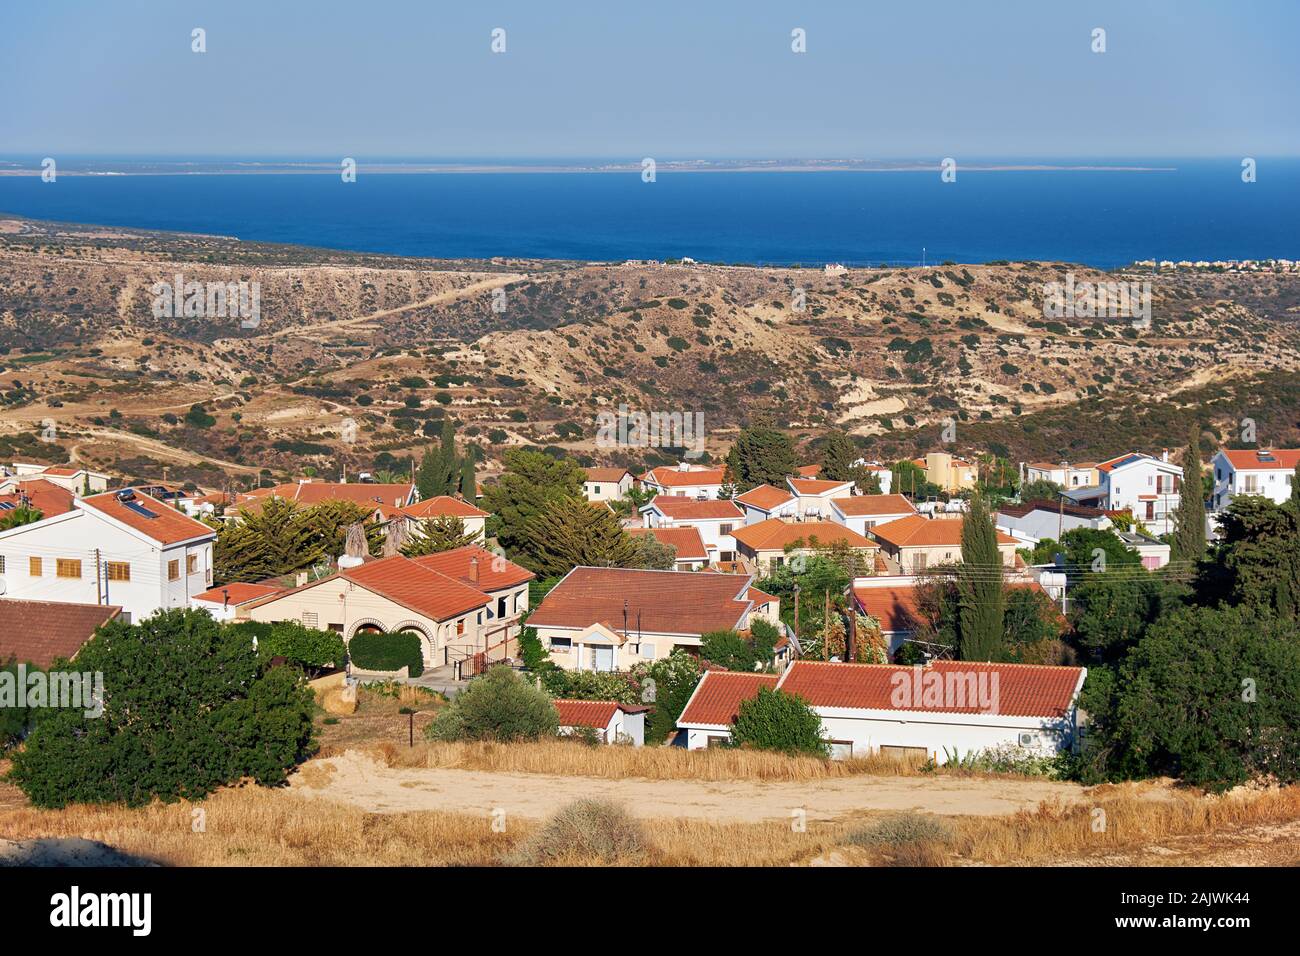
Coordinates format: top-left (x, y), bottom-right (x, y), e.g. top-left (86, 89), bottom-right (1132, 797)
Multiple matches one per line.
top-left (348, 629), bottom-right (425, 677)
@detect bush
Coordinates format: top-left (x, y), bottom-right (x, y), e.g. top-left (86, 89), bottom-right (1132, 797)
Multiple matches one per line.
top-left (729, 687), bottom-right (828, 756)
top-left (846, 812), bottom-right (954, 848)
top-left (231, 620), bottom-right (346, 676)
top-left (347, 629), bottom-right (424, 677)
top-left (8, 610), bottom-right (317, 808)
top-left (507, 799), bottom-right (648, 865)
top-left (426, 665), bottom-right (559, 742)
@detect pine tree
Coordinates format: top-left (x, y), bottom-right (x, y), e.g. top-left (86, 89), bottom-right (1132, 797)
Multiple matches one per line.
top-left (402, 515), bottom-right (481, 556)
top-left (725, 424), bottom-right (798, 492)
top-left (819, 430), bottom-right (859, 482)
top-left (416, 420), bottom-right (460, 499)
top-left (521, 496), bottom-right (640, 577)
top-left (1170, 426), bottom-right (1207, 564)
top-left (957, 493), bottom-right (1004, 661)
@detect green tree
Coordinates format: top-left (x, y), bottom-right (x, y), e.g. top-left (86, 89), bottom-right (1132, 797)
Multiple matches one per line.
top-left (0, 504), bottom-right (42, 531)
top-left (9, 610), bottom-right (316, 807)
top-left (401, 515), bottom-right (480, 555)
top-left (957, 494), bottom-right (1004, 661)
top-left (729, 687), bottom-right (828, 756)
top-left (725, 424), bottom-right (798, 492)
top-left (459, 455), bottom-right (477, 500)
top-left (819, 430), bottom-right (859, 482)
top-left (1018, 478), bottom-right (1064, 502)
top-left (1105, 605), bottom-right (1300, 790)
top-left (629, 650), bottom-right (702, 743)
top-left (630, 532), bottom-right (677, 570)
top-left (1170, 426), bottom-right (1207, 565)
top-left (426, 665), bottom-right (560, 742)
top-left (1070, 572), bottom-right (1181, 665)
top-left (700, 629), bottom-right (761, 671)
top-left (481, 449), bottom-right (586, 555)
top-left (522, 496), bottom-right (640, 576)
top-left (1208, 496), bottom-right (1300, 619)
top-left (229, 620), bottom-right (347, 677)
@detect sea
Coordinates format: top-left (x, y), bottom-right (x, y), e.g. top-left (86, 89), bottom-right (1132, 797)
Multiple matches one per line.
top-left (0, 159), bottom-right (1296, 268)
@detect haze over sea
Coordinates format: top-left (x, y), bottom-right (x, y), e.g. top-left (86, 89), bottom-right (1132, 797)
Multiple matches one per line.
top-left (0, 159), bottom-right (1296, 268)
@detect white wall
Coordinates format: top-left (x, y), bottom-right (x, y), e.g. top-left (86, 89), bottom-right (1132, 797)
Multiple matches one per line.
top-left (1211, 453), bottom-right (1293, 511)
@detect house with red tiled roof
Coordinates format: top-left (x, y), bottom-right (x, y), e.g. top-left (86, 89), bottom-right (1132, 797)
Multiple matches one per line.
top-left (5, 462), bottom-right (109, 495)
top-left (0, 598), bottom-right (121, 666)
top-left (641, 496), bottom-right (744, 564)
top-left (626, 526), bottom-right (710, 569)
top-left (0, 479), bottom-right (76, 519)
top-left (242, 548), bottom-right (535, 672)
top-left (554, 698), bottom-right (649, 746)
top-left (734, 484), bottom-right (797, 525)
top-left (582, 467), bottom-right (634, 503)
top-left (0, 488), bottom-right (215, 624)
top-left (786, 476), bottom-right (856, 518)
top-left (639, 463), bottom-right (726, 499)
top-left (679, 659), bottom-right (1087, 761)
top-left (867, 514), bottom-right (1018, 573)
top-left (1211, 447), bottom-right (1300, 513)
top-left (730, 518), bottom-right (878, 573)
top-left (232, 479), bottom-right (418, 521)
top-left (191, 582), bottom-right (287, 621)
top-left (389, 495), bottom-right (488, 542)
top-left (829, 494), bottom-right (917, 536)
top-left (528, 567), bottom-right (757, 672)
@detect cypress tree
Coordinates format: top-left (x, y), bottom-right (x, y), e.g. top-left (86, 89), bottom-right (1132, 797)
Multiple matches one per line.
top-left (1170, 425), bottom-right (1206, 564)
top-left (957, 492), bottom-right (1004, 661)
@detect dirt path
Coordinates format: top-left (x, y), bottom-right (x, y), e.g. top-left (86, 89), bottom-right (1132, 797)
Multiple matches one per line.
top-left (289, 751), bottom-right (1087, 822)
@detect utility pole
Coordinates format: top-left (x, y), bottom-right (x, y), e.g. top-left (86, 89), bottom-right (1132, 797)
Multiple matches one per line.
top-left (1057, 493), bottom-right (1065, 544)
top-left (95, 547), bottom-right (103, 605)
top-left (793, 584), bottom-right (800, 644)
top-left (823, 590), bottom-right (830, 661)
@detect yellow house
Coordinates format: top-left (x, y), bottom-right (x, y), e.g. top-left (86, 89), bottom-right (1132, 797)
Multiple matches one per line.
top-left (912, 452), bottom-right (978, 493)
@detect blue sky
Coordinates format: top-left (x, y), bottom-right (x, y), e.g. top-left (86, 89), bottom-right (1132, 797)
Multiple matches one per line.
top-left (2, 0), bottom-right (1296, 158)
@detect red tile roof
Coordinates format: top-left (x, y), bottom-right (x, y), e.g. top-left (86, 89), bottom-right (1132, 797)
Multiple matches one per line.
top-left (554, 699), bottom-right (619, 729)
top-left (342, 555), bottom-right (490, 621)
top-left (731, 518), bottom-right (876, 552)
top-left (399, 495), bottom-right (488, 520)
top-left (0, 598), bottom-right (120, 666)
top-left (831, 494), bottom-right (917, 517)
top-left (193, 583), bottom-right (286, 606)
top-left (868, 514), bottom-right (1017, 549)
top-left (81, 490), bottom-right (215, 545)
top-left (1221, 448), bottom-right (1300, 471)
top-left (41, 466), bottom-right (81, 477)
top-left (626, 526), bottom-right (709, 561)
top-left (646, 497), bottom-right (743, 521)
top-left (852, 585), bottom-right (925, 633)
top-left (777, 660), bottom-right (1085, 718)
top-left (584, 467), bottom-right (632, 483)
top-left (788, 477), bottom-right (855, 496)
top-left (238, 481), bottom-right (415, 510)
top-left (678, 671), bottom-right (780, 727)
top-left (529, 567), bottom-right (753, 636)
top-left (642, 466), bottom-right (727, 488)
top-left (0, 479), bottom-right (75, 517)
top-left (409, 544), bottom-right (534, 591)
top-left (735, 485), bottom-right (794, 510)
top-left (795, 464), bottom-right (822, 478)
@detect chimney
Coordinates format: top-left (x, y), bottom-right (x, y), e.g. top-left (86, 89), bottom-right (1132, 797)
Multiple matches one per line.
top-left (677, 461), bottom-right (690, 472)
top-left (469, 556), bottom-right (479, 584)
top-left (1161, 449), bottom-right (1169, 462)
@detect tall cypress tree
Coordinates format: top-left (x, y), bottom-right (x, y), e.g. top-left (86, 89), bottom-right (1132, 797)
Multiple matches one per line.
top-left (1170, 426), bottom-right (1206, 564)
top-left (819, 430), bottom-right (859, 482)
top-left (460, 455), bottom-right (476, 500)
top-left (957, 492), bottom-right (1004, 661)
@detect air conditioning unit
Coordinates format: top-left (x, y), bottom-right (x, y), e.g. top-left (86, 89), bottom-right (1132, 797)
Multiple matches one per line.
top-left (1018, 732), bottom-right (1036, 747)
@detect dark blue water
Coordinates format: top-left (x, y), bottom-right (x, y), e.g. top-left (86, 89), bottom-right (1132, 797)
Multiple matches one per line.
top-left (0, 161), bottom-right (1295, 267)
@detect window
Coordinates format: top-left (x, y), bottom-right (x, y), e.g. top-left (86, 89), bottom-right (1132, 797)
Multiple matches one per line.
top-left (167, 559), bottom-right (179, 581)
top-left (550, 637), bottom-right (571, 653)
top-left (106, 561), bottom-right (130, 582)
top-left (187, 554), bottom-right (197, 574)
top-left (456, 619), bottom-right (465, 636)
top-left (0, 556), bottom-right (5, 574)
top-left (56, 559), bottom-right (83, 579)
top-left (593, 485), bottom-right (601, 495)
top-left (29, 557), bottom-right (42, 577)
top-left (641, 643), bottom-right (656, 659)
top-left (719, 523), bottom-right (734, 535)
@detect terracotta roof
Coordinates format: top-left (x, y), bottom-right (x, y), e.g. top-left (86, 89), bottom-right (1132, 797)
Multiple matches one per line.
top-left (776, 660), bottom-right (1085, 718)
top-left (0, 479), bottom-right (75, 517)
top-left (193, 582), bottom-right (286, 606)
top-left (0, 598), bottom-right (120, 666)
top-left (409, 544), bottom-right (535, 591)
top-left (238, 481), bottom-right (415, 509)
top-left (399, 495), bottom-right (488, 520)
top-left (747, 584), bottom-right (778, 606)
top-left (868, 515), bottom-right (1017, 549)
top-left (999, 499), bottom-right (1107, 520)
top-left (529, 567), bottom-right (753, 636)
top-left (80, 490), bottom-right (215, 545)
top-left (831, 494), bottom-right (917, 517)
top-left (731, 518), bottom-right (876, 553)
top-left (788, 477), bottom-right (855, 496)
top-left (678, 671), bottom-right (780, 727)
top-left (626, 526), bottom-right (709, 561)
top-left (1220, 448), bottom-right (1300, 471)
top-left (795, 464), bottom-right (822, 478)
top-left (852, 585), bottom-right (925, 633)
top-left (553, 699), bottom-right (621, 729)
top-left (584, 467), bottom-right (632, 483)
top-left (342, 555), bottom-right (491, 621)
top-left (641, 466), bottom-right (726, 488)
top-left (41, 466), bottom-right (81, 477)
top-left (646, 497), bottom-right (743, 521)
top-left (735, 485), bottom-right (794, 510)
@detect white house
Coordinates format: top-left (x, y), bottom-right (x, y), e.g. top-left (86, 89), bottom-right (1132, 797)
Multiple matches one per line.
top-left (639, 463), bottom-right (726, 499)
top-left (0, 488), bottom-right (216, 624)
top-left (1095, 452), bottom-right (1184, 536)
top-left (1211, 448), bottom-right (1300, 511)
top-left (829, 494), bottom-right (917, 536)
top-left (5, 463), bottom-right (110, 495)
top-left (640, 496), bottom-right (743, 563)
top-left (679, 660), bottom-right (1087, 762)
top-left (554, 699), bottom-right (648, 746)
top-left (582, 467), bottom-right (634, 503)
top-left (996, 499), bottom-right (1111, 543)
top-left (786, 477), bottom-right (856, 519)
top-left (1115, 531), bottom-right (1172, 570)
top-left (734, 484), bottom-right (797, 525)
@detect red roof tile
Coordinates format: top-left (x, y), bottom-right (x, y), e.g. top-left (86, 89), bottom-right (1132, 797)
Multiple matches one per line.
top-left (731, 518), bottom-right (876, 552)
top-left (0, 598), bottom-right (120, 666)
top-left (584, 467), bottom-right (632, 483)
top-left (0, 479), bottom-right (75, 517)
top-left (831, 494), bottom-right (917, 517)
top-left (529, 567), bottom-right (752, 636)
top-left (399, 495), bottom-right (488, 520)
top-left (626, 526), bottom-right (709, 561)
top-left (193, 583), bottom-right (286, 606)
top-left (342, 555), bottom-right (490, 621)
top-left (647, 497), bottom-right (743, 521)
top-left (1221, 448), bottom-right (1300, 471)
top-left (409, 544), bottom-right (534, 591)
top-left (678, 671), bottom-right (780, 727)
top-left (869, 514), bottom-right (1017, 549)
top-left (788, 477), bottom-right (855, 496)
top-left (81, 490), bottom-right (215, 545)
top-left (852, 585), bottom-right (925, 633)
top-left (553, 699), bottom-right (619, 729)
top-left (642, 466), bottom-right (726, 488)
top-left (795, 464), bottom-right (822, 478)
top-left (735, 484), bottom-right (794, 510)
